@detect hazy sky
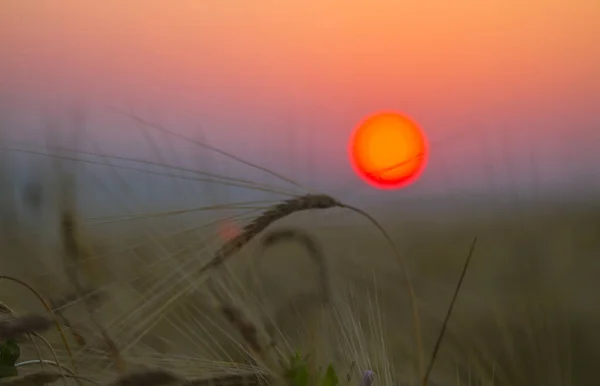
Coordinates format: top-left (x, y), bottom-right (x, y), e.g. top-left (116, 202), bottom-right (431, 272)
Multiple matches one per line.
top-left (1, 0), bottom-right (599, 208)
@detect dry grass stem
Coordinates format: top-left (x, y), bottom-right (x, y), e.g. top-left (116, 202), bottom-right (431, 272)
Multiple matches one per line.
top-left (15, 360), bottom-right (75, 376)
top-left (423, 236), bottom-right (479, 386)
top-left (50, 289), bottom-right (105, 313)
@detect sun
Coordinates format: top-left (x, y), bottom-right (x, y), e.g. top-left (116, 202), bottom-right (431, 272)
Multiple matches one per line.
top-left (348, 111), bottom-right (428, 190)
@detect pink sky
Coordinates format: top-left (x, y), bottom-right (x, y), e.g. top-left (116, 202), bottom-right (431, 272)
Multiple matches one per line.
top-left (1, 0), bottom-right (599, 202)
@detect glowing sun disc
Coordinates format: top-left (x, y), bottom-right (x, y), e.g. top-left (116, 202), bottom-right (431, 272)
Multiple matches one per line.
top-left (349, 111), bottom-right (428, 189)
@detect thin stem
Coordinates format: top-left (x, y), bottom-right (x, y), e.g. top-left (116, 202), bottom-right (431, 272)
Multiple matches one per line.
top-left (423, 236), bottom-right (478, 386)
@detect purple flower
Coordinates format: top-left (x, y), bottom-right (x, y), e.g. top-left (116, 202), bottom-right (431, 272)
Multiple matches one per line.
top-left (361, 370), bottom-right (375, 386)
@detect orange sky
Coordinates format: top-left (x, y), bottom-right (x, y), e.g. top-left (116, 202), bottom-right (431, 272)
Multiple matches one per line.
top-left (3, 0), bottom-right (599, 102)
top-left (1, 0), bottom-right (599, 200)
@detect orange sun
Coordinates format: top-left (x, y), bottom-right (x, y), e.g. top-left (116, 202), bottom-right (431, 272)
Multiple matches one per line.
top-left (349, 111), bottom-right (428, 189)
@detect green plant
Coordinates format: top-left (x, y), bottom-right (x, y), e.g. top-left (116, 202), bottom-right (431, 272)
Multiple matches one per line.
top-left (283, 351), bottom-right (339, 386)
top-left (0, 340), bottom-right (20, 378)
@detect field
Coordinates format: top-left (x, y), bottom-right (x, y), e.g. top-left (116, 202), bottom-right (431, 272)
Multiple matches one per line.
top-left (0, 137), bottom-right (599, 386)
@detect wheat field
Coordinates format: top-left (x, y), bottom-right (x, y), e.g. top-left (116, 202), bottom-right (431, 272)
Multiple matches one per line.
top-left (0, 124), bottom-right (598, 386)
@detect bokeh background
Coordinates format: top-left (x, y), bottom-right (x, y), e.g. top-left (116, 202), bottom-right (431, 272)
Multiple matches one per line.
top-left (1, 1), bottom-right (600, 385)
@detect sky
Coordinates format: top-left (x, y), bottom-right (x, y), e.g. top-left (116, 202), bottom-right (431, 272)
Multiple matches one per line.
top-left (1, 0), bottom-right (600, 211)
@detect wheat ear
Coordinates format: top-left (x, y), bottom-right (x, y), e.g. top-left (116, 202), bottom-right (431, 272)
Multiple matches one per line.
top-left (206, 195), bottom-right (340, 271)
top-left (201, 193), bottom-right (424, 380)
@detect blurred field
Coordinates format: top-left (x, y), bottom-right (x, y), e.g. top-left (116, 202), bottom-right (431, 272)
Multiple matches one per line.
top-left (2, 1), bottom-right (599, 382)
top-left (1, 161), bottom-right (599, 386)
top-left (0, 109), bottom-right (596, 385)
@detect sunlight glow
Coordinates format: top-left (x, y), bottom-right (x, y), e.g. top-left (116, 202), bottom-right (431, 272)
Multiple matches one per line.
top-left (349, 111), bottom-right (428, 190)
